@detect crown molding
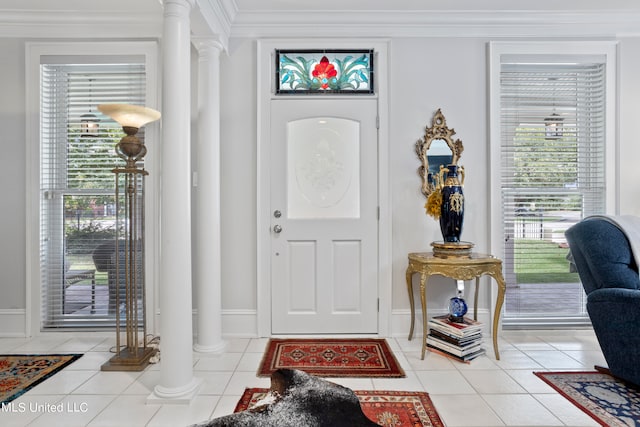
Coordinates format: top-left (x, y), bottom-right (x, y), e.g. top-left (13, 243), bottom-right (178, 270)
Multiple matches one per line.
top-left (1, 5), bottom-right (639, 41)
top-left (229, 10), bottom-right (640, 38)
top-left (0, 10), bottom-right (163, 38)
top-left (192, 0), bottom-right (237, 50)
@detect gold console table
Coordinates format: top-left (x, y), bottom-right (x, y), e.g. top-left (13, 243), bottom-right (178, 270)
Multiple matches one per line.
top-left (406, 252), bottom-right (506, 360)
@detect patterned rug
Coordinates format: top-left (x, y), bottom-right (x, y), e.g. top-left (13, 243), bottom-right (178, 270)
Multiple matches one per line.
top-left (236, 388), bottom-right (444, 427)
top-left (258, 338), bottom-right (405, 378)
top-left (0, 354), bottom-right (83, 404)
top-left (535, 371), bottom-right (640, 427)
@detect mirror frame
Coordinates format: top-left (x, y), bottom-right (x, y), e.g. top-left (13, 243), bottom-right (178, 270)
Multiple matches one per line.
top-left (415, 109), bottom-right (464, 197)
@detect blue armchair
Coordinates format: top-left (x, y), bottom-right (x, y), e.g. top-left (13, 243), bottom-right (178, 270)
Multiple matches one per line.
top-left (565, 217), bottom-right (640, 387)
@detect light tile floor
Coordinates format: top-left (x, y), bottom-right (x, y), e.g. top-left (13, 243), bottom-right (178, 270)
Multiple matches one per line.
top-left (0, 330), bottom-right (606, 426)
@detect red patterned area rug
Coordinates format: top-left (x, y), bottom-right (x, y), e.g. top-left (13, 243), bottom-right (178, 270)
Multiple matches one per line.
top-left (236, 388), bottom-right (444, 427)
top-left (258, 338), bottom-right (405, 378)
top-left (0, 354), bottom-right (83, 404)
top-left (535, 371), bottom-right (640, 427)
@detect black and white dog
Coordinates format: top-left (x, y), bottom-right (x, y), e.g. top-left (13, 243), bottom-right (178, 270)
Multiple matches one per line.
top-left (190, 369), bottom-right (378, 427)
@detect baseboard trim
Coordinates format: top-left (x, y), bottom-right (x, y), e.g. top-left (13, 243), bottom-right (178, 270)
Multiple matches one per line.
top-left (216, 309), bottom-right (492, 338)
top-left (155, 308), bottom-right (259, 339)
top-left (221, 309), bottom-right (257, 337)
top-left (4, 308), bottom-right (494, 340)
top-left (213, 309), bottom-right (492, 339)
top-left (0, 309), bottom-right (27, 337)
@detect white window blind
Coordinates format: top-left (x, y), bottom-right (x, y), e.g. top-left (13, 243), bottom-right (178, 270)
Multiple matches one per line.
top-left (499, 60), bottom-right (606, 325)
top-left (40, 62), bottom-right (146, 328)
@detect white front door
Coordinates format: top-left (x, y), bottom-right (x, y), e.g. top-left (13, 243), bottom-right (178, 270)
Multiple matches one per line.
top-left (270, 99), bottom-right (379, 334)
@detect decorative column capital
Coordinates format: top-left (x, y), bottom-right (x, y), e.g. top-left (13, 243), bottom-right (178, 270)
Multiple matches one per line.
top-left (163, 0), bottom-right (196, 17)
top-left (163, 0), bottom-right (196, 8)
top-left (192, 37), bottom-right (225, 58)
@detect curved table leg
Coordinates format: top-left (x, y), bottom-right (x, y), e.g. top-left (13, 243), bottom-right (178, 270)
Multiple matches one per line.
top-left (420, 273), bottom-right (429, 360)
top-left (489, 269), bottom-right (506, 360)
top-left (406, 268), bottom-right (416, 341)
top-left (473, 277), bottom-right (480, 321)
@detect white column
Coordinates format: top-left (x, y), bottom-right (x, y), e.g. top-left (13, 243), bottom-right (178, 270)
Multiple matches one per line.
top-left (149, 0), bottom-right (201, 403)
top-left (193, 38), bottom-right (226, 354)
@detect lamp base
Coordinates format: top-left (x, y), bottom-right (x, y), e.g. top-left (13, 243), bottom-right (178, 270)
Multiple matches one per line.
top-left (101, 347), bottom-right (157, 372)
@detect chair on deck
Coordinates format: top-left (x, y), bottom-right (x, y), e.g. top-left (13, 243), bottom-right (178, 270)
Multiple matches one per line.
top-left (92, 241), bottom-right (121, 315)
top-left (63, 269), bottom-right (96, 313)
top-left (92, 241), bottom-right (143, 316)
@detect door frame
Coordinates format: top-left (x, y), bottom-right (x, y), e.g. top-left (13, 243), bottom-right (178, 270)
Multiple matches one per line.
top-left (256, 39), bottom-right (390, 337)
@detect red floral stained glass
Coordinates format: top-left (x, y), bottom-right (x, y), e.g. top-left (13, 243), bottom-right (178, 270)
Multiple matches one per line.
top-left (276, 49), bottom-right (374, 94)
top-left (312, 56), bottom-right (338, 89)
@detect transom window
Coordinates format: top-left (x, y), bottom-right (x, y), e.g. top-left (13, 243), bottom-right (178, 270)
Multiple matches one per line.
top-left (275, 49), bottom-right (374, 94)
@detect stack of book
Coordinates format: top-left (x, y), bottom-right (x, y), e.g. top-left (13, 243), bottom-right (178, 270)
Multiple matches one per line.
top-left (426, 314), bottom-right (485, 363)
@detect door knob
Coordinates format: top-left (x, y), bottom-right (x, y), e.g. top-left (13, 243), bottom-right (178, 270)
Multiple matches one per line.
top-left (273, 225), bottom-right (283, 234)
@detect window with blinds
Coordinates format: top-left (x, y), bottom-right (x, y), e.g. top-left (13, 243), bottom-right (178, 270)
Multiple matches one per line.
top-left (40, 62), bottom-right (146, 328)
top-left (499, 59), bottom-right (606, 326)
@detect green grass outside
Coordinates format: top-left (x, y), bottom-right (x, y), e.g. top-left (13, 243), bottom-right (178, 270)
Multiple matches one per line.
top-left (514, 239), bottom-right (580, 283)
top-left (66, 254), bottom-right (108, 285)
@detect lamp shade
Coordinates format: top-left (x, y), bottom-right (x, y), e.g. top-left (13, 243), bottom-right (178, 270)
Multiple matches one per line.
top-left (98, 104), bottom-right (161, 128)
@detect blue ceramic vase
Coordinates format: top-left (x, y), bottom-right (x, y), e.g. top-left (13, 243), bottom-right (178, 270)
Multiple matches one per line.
top-left (439, 165), bottom-right (465, 242)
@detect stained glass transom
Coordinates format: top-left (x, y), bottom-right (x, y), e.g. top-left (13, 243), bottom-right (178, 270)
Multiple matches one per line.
top-left (276, 49), bottom-right (374, 94)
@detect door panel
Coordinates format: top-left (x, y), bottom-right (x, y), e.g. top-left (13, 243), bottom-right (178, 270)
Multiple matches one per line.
top-left (271, 99), bottom-right (378, 334)
top-left (287, 241), bottom-right (317, 313)
top-left (332, 241), bottom-right (362, 312)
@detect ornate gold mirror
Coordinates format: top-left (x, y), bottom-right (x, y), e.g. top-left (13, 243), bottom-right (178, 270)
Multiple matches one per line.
top-left (415, 109), bottom-right (464, 197)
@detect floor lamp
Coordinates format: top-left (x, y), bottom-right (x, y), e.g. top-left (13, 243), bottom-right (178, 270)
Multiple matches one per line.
top-left (98, 104), bottom-right (161, 371)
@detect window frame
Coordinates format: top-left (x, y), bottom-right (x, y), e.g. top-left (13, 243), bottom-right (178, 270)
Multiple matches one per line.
top-left (26, 41), bottom-right (160, 336)
top-left (488, 41), bottom-right (618, 327)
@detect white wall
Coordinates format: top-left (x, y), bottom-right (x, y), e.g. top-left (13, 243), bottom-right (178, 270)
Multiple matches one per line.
top-left (217, 35), bottom-right (640, 336)
top-left (389, 38), bottom-right (490, 313)
top-left (220, 38), bottom-right (258, 311)
top-left (0, 39), bottom-right (27, 335)
top-left (0, 39), bottom-right (26, 311)
top-left (3, 32), bottom-right (640, 336)
top-left (619, 37), bottom-right (640, 216)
